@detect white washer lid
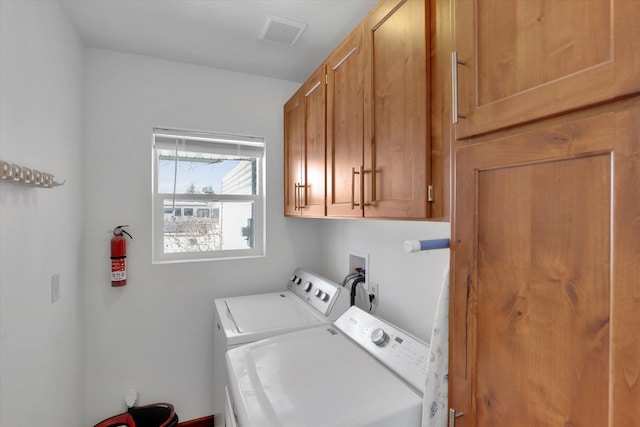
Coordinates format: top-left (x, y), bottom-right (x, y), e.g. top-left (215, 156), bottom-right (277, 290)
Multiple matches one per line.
top-left (226, 326), bottom-right (422, 427)
top-left (224, 292), bottom-right (323, 333)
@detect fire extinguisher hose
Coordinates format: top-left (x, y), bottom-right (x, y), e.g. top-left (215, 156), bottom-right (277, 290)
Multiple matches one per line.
top-left (113, 225), bottom-right (133, 240)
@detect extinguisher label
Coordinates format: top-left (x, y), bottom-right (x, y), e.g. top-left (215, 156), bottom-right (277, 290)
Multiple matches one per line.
top-left (111, 258), bottom-right (127, 281)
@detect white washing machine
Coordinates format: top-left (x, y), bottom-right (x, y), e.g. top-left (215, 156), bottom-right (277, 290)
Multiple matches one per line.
top-left (225, 305), bottom-right (429, 427)
top-left (213, 268), bottom-right (351, 425)
top-left (214, 268), bottom-right (350, 348)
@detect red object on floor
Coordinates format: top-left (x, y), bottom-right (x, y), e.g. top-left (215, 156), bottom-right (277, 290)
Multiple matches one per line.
top-left (93, 402), bottom-right (178, 427)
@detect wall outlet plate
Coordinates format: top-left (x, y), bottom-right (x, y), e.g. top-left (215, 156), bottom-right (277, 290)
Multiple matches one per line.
top-left (369, 282), bottom-right (378, 306)
top-left (51, 273), bottom-right (60, 304)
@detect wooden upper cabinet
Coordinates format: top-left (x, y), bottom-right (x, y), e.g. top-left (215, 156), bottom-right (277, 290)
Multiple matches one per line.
top-left (283, 66), bottom-right (326, 217)
top-left (302, 67), bottom-right (327, 217)
top-left (453, 0), bottom-right (640, 139)
top-left (363, 0), bottom-right (430, 219)
top-left (284, 91), bottom-right (303, 216)
top-left (326, 27), bottom-right (365, 218)
top-left (284, 0), bottom-right (436, 220)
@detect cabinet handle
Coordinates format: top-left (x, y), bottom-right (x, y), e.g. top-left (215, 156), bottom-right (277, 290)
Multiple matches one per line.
top-left (294, 183), bottom-right (299, 210)
top-left (294, 182), bottom-right (305, 210)
top-left (300, 183), bottom-right (307, 208)
top-left (449, 409), bottom-right (464, 427)
top-left (451, 51), bottom-right (467, 124)
top-left (351, 166), bottom-right (364, 210)
top-left (351, 165), bottom-right (364, 210)
top-left (351, 167), bottom-right (357, 210)
top-left (359, 165), bottom-right (365, 211)
top-left (370, 136), bottom-right (377, 205)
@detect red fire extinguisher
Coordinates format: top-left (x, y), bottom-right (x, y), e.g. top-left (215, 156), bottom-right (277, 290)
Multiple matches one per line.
top-left (111, 225), bottom-right (133, 287)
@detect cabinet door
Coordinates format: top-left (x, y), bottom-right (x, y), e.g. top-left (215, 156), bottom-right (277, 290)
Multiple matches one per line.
top-left (326, 28), bottom-right (364, 218)
top-left (450, 101), bottom-right (640, 427)
top-left (453, 0), bottom-right (640, 139)
top-left (283, 92), bottom-right (304, 216)
top-left (363, 0), bottom-right (430, 219)
top-left (300, 67), bottom-right (327, 217)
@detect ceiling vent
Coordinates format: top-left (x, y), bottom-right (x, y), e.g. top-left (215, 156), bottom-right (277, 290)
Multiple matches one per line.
top-left (259, 15), bottom-right (307, 46)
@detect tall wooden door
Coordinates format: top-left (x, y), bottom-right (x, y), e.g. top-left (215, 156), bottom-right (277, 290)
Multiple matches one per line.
top-left (450, 100), bottom-right (640, 427)
top-left (363, 0), bottom-right (430, 219)
top-left (453, 0), bottom-right (640, 138)
top-left (326, 27), bottom-right (364, 218)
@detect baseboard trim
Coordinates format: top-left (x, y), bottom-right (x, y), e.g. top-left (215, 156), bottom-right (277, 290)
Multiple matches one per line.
top-left (177, 415), bottom-right (214, 427)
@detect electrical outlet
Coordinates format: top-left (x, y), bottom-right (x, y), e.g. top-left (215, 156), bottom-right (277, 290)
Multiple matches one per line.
top-left (369, 282), bottom-right (378, 306)
top-left (51, 273), bottom-right (60, 304)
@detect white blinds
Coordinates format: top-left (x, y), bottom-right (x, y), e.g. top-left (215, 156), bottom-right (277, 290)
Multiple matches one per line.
top-left (153, 128), bottom-right (264, 158)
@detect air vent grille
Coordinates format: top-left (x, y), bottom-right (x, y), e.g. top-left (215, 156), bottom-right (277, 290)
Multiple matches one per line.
top-left (259, 15), bottom-right (307, 46)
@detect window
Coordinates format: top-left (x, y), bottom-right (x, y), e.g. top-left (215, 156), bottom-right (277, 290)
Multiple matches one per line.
top-left (152, 128), bottom-right (265, 263)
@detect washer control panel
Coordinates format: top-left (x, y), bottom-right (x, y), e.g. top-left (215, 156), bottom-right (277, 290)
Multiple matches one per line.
top-left (287, 268), bottom-right (344, 317)
top-left (334, 306), bottom-right (429, 394)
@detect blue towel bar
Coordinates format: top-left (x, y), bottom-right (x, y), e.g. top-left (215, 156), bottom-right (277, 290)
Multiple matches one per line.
top-left (403, 239), bottom-right (450, 253)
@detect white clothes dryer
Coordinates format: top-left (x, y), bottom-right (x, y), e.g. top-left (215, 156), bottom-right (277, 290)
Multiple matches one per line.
top-left (225, 306), bottom-right (429, 427)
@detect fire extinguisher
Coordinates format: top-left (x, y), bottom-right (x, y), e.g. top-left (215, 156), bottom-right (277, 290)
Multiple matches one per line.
top-left (111, 225), bottom-right (133, 287)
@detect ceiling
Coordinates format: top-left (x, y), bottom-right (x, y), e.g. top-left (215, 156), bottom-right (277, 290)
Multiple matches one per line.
top-left (59, 0), bottom-right (378, 83)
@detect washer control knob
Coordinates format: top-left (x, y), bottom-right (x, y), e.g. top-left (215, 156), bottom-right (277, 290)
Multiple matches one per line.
top-left (371, 328), bottom-right (388, 346)
top-left (304, 281), bottom-right (312, 292)
top-left (295, 277), bottom-right (302, 285)
top-left (290, 275), bottom-right (297, 282)
top-left (321, 292), bottom-right (330, 302)
top-left (314, 289), bottom-right (323, 298)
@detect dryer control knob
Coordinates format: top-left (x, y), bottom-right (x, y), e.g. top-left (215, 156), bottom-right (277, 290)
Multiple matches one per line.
top-left (314, 289), bottom-right (323, 298)
top-left (304, 281), bottom-right (312, 292)
top-left (290, 275), bottom-right (297, 282)
top-left (295, 277), bottom-right (302, 285)
top-left (371, 328), bottom-right (388, 346)
top-left (321, 292), bottom-right (330, 302)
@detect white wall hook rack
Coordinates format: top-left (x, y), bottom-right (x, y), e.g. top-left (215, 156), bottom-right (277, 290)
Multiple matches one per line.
top-left (0, 160), bottom-right (65, 188)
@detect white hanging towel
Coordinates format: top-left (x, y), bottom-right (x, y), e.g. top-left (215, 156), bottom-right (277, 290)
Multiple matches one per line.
top-left (422, 267), bottom-right (450, 427)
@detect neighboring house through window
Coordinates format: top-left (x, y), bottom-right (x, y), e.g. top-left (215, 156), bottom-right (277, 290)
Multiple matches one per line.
top-left (152, 128), bottom-right (265, 262)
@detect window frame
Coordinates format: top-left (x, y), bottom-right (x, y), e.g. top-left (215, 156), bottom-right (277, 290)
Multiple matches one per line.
top-left (152, 128), bottom-right (266, 263)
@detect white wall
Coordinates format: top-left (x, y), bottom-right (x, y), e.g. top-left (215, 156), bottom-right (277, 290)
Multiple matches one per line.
top-left (0, 4), bottom-right (450, 424)
top-left (82, 48), bottom-right (320, 423)
top-left (0, 1), bottom-right (85, 426)
top-left (315, 219), bottom-right (450, 342)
